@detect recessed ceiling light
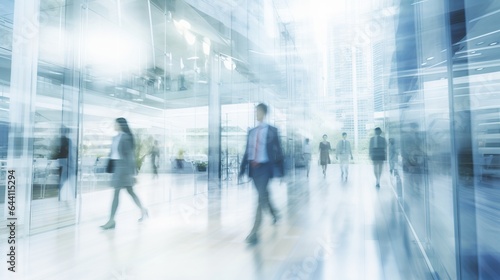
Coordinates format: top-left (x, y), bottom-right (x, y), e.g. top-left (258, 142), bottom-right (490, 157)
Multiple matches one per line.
top-left (476, 68), bottom-right (484, 71)
top-left (426, 56), bottom-right (434, 61)
top-left (489, 42), bottom-right (498, 46)
top-left (476, 41), bottom-right (484, 45)
top-left (421, 62), bottom-right (427, 66)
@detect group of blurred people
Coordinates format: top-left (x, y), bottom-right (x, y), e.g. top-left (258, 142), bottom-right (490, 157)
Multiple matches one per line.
top-left (301, 127), bottom-right (395, 188)
top-left (50, 103), bottom-right (419, 246)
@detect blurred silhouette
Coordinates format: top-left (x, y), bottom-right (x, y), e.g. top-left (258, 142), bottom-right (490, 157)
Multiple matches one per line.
top-left (336, 132), bottom-right (353, 182)
top-left (389, 138), bottom-right (398, 175)
top-left (51, 126), bottom-right (75, 201)
top-left (101, 118), bottom-right (148, 230)
top-left (239, 103), bottom-right (284, 244)
top-left (401, 123), bottom-right (426, 194)
top-left (402, 123), bottom-right (426, 174)
top-left (319, 134), bottom-right (332, 177)
top-left (176, 149), bottom-right (184, 169)
top-left (302, 138), bottom-right (312, 177)
top-left (150, 140), bottom-right (160, 179)
top-left (369, 127), bottom-right (387, 188)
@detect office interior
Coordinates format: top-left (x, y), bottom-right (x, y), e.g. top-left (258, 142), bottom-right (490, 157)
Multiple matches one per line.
top-left (0, 0), bottom-right (499, 279)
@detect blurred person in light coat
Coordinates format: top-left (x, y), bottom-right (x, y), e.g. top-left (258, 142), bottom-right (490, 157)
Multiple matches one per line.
top-left (336, 132), bottom-right (353, 182)
top-left (100, 118), bottom-right (148, 230)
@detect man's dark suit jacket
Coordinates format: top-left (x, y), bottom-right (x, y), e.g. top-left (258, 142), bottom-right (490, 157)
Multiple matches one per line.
top-left (240, 125), bottom-right (284, 178)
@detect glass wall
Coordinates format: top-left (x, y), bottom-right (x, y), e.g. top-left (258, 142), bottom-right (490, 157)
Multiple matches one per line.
top-left (0, 0), bottom-right (14, 223)
top-left (462, 0), bottom-right (500, 278)
top-left (388, 0), bottom-right (500, 279)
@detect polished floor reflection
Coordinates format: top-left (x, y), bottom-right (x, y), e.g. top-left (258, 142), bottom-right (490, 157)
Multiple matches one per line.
top-left (1, 164), bottom-right (434, 280)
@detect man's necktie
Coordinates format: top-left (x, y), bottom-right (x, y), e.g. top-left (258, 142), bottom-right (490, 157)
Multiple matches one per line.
top-left (253, 126), bottom-right (262, 165)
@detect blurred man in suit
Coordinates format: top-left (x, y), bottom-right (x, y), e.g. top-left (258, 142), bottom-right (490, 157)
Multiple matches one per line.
top-left (239, 103), bottom-right (284, 244)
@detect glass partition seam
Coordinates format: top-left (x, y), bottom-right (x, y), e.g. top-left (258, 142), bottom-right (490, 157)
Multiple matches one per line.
top-left (392, 2), bottom-right (440, 279)
top-left (76, 2), bottom-right (88, 225)
top-left (7, 0), bottom-right (42, 237)
top-left (414, 0), bottom-right (433, 259)
top-left (147, 0), bottom-right (156, 69)
top-left (443, 0), bottom-right (463, 278)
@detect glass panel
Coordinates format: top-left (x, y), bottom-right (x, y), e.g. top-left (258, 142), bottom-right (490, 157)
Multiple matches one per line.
top-left (76, 0), bottom-right (217, 222)
top-left (416, 1), bottom-right (457, 278)
top-left (29, 0), bottom-right (81, 234)
top-left (389, 0), bottom-right (458, 278)
top-left (463, 0), bottom-right (500, 278)
top-left (0, 0), bottom-right (14, 222)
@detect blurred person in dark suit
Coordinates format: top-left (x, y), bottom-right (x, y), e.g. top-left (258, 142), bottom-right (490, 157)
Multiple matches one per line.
top-left (52, 126), bottom-right (75, 201)
top-left (101, 118), bottom-right (148, 230)
top-left (369, 127), bottom-right (387, 188)
top-left (239, 103), bottom-right (284, 244)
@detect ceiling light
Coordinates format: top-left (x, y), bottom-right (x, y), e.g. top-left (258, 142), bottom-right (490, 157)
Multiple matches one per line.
top-left (426, 57), bottom-right (434, 61)
top-left (174, 19), bottom-right (191, 35)
top-left (223, 57), bottom-right (236, 70)
top-left (185, 31), bottom-right (196, 45)
top-left (489, 42), bottom-right (498, 46)
top-left (476, 41), bottom-right (484, 45)
top-left (421, 62), bottom-right (427, 66)
top-left (476, 68), bottom-right (484, 71)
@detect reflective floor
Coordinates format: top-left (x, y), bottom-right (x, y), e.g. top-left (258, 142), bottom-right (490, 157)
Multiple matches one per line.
top-left (1, 164), bottom-right (434, 280)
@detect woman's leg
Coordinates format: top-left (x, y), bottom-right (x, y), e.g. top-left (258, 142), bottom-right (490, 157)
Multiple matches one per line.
top-left (126, 186), bottom-right (148, 221)
top-left (109, 188), bottom-right (121, 221)
top-left (101, 188), bottom-right (121, 228)
top-left (125, 186), bottom-right (144, 210)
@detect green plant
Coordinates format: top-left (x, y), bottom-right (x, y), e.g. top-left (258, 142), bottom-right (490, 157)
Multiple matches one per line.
top-left (195, 161), bottom-right (207, 171)
top-left (196, 161), bottom-right (207, 167)
top-left (134, 130), bottom-right (154, 172)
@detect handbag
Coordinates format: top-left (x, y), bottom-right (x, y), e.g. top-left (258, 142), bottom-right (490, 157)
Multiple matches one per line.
top-left (106, 159), bottom-right (115, 173)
